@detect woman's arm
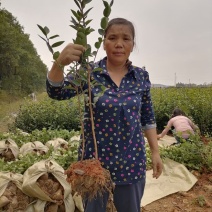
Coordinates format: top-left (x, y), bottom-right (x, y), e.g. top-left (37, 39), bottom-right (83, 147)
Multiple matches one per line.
top-left (48, 43), bottom-right (85, 83)
top-left (145, 128), bottom-right (163, 179)
top-left (46, 43), bottom-right (85, 100)
top-left (140, 71), bottom-right (156, 129)
top-left (139, 70), bottom-right (163, 178)
top-left (188, 119), bottom-right (199, 132)
top-left (157, 120), bottom-right (172, 139)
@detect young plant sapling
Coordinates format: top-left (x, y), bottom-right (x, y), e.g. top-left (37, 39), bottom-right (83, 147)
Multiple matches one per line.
top-left (38, 0), bottom-right (116, 209)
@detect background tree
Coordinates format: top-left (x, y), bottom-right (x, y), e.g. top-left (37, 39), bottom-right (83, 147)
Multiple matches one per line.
top-left (0, 7), bottom-right (47, 95)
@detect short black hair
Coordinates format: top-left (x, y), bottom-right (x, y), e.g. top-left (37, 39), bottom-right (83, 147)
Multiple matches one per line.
top-left (171, 108), bottom-right (186, 118)
top-left (104, 18), bottom-right (135, 41)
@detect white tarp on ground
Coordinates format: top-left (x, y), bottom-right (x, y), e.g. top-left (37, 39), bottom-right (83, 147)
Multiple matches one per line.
top-left (157, 134), bottom-right (177, 147)
top-left (141, 157), bottom-right (198, 207)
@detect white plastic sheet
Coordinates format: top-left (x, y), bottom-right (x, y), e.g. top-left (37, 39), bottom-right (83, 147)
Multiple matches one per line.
top-left (141, 158), bottom-right (198, 207)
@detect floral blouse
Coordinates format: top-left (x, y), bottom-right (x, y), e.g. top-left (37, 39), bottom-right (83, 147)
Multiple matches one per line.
top-left (46, 57), bottom-right (156, 185)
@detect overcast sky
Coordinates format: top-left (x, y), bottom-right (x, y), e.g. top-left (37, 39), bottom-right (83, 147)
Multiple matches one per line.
top-left (1, 0), bottom-right (212, 85)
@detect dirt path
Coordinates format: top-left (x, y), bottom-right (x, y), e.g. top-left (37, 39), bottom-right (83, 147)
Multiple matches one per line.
top-left (0, 111), bottom-right (17, 132)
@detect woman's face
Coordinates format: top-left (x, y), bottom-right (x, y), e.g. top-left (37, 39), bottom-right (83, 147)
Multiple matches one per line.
top-left (103, 24), bottom-right (134, 66)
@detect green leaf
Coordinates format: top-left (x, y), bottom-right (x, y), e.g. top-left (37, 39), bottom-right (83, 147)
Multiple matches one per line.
top-left (84, 27), bottom-right (91, 35)
top-left (52, 41), bottom-right (65, 48)
top-left (79, 71), bottom-right (87, 81)
top-left (95, 42), bottom-right (101, 49)
top-left (93, 67), bottom-right (103, 72)
top-left (81, 1), bottom-right (86, 9)
top-left (84, 52), bottom-right (91, 57)
top-left (76, 30), bottom-right (87, 46)
top-left (103, 0), bottom-right (109, 8)
top-left (98, 29), bottom-right (105, 36)
top-left (44, 26), bottom-right (50, 35)
top-left (110, 0), bottom-right (114, 7)
top-left (37, 24), bottom-right (48, 36)
top-left (74, 0), bottom-right (81, 9)
top-left (46, 42), bottom-right (54, 54)
top-left (92, 51), bottom-right (97, 56)
top-left (85, 27), bottom-right (95, 35)
top-left (63, 85), bottom-right (76, 90)
top-left (93, 96), bottom-right (99, 104)
top-left (101, 85), bottom-right (107, 91)
top-left (76, 10), bottom-right (83, 21)
top-left (78, 27), bottom-right (85, 33)
top-left (72, 79), bottom-right (81, 86)
top-left (71, 9), bottom-right (80, 20)
top-left (53, 51), bottom-right (60, 60)
top-left (84, 7), bottom-right (93, 17)
top-left (98, 37), bottom-right (103, 42)
top-left (49, 35), bottom-right (59, 39)
top-left (85, 19), bottom-right (93, 26)
top-left (103, 5), bottom-right (111, 17)
top-left (70, 25), bottom-right (78, 31)
top-left (84, 0), bottom-right (92, 4)
top-left (101, 17), bottom-right (108, 29)
top-left (85, 47), bottom-right (91, 55)
top-left (77, 31), bottom-right (86, 39)
top-left (71, 17), bottom-right (78, 25)
top-left (38, 35), bottom-right (47, 42)
top-left (75, 37), bottom-right (82, 45)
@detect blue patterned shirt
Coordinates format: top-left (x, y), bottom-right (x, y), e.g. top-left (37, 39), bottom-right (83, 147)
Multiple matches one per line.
top-left (46, 57), bottom-right (156, 185)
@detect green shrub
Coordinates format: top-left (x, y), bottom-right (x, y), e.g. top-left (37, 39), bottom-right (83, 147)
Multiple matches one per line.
top-left (151, 87), bottom-right (212, 135)
top-left (160, 143), bottom-right (203, 170)
top-left (159, 134), bottom-right (206, 171)
top-left (201, 141), bottom-right (212, 172)
top-left (146, 134), bottom-right (212, 172)
top-left (9, 87), bottom-right (212, 136)
top-left (12, 97), bottom-right (82, 133)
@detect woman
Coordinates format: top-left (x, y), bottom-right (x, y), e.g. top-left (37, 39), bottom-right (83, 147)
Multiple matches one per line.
top-left (47, 18), bottom-right (163, 212)
top-left (157, 108), bottom-right (199, 143)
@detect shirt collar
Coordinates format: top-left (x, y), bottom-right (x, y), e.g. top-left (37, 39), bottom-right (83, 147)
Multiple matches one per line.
top-left (94, 57), bottom-right (138, 80)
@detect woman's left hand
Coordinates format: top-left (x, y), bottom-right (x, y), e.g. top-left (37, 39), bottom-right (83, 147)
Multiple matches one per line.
top-left (151, 153), bottom-right (163, 179)
top-left (157, 134), bottom-right (162, 140)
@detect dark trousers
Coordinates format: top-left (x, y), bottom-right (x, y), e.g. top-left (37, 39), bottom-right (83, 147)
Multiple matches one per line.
top-left (83, 178), bottom-right (146, 212)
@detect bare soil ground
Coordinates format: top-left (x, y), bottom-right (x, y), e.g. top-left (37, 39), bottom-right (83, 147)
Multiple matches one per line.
top-left (141, 172), bottom-right (212, 212)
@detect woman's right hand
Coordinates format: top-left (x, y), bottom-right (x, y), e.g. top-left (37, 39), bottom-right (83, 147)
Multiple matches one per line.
top-left (48, 43), bottom-right (85, 83)
top-left (157, 134), bottom-right (162, 140)
top-left (57, 43), bottom-right (85, 66)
